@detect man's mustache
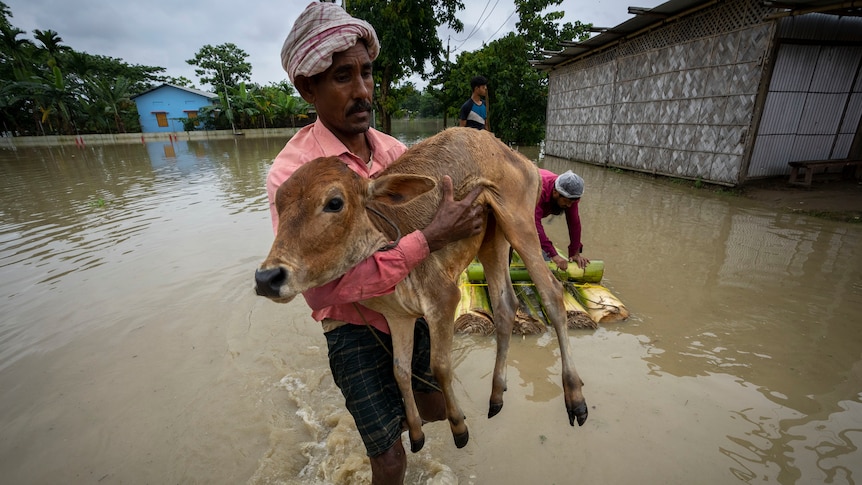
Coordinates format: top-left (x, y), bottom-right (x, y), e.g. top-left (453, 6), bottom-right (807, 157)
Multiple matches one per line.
top-left (347, 100), bottom-right (373, 115)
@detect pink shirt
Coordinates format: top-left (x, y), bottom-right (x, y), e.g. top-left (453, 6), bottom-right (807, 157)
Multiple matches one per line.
top-left (267, 121), bottom-right (428, 334)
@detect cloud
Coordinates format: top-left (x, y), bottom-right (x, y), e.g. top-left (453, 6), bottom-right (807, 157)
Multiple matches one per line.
top-left (4, 0), bottom-right (657, 90)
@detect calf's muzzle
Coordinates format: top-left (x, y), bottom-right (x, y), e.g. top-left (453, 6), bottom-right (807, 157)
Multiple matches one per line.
top-left (254, 267), bottom-right (287, 298)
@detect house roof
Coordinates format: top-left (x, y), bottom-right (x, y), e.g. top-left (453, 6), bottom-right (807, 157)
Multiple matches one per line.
top-left (531, 0), bottom-right (862, 72)
top-left (131, 83), bottom-right (219, 100)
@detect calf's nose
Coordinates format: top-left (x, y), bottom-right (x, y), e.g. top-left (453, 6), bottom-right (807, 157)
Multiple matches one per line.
top-left (255, 267), bottom-right (287, 297)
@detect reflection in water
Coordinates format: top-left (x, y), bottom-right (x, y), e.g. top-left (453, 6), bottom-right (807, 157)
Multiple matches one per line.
top-left (0, 137), bottom-right (276, 367)
top-left (539, 154), bottom-right (862, 483)
top-left (1, 124), bottom-right (861, 484)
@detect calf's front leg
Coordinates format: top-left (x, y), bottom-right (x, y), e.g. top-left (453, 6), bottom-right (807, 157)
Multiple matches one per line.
top-left (388, 315), bottom-right (426, 452)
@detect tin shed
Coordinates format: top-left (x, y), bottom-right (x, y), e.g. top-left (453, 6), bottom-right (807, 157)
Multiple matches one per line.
top-left (533, 0), bottom-right (862, 186)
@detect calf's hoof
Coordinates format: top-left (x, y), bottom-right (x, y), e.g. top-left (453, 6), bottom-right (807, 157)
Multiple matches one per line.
top-left (453, 429), bottom-right (469, 449)
top-left (410, 434), bottom-right (425, 453)
top-left (568, 401), bottom-right (588, 427)
top-left (488, 401), bottom-right (503, 419)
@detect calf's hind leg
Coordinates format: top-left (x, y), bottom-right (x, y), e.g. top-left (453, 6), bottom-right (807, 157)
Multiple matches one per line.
top-left (508, 229), bottom-right (588, 427)
top-left (476, 230), bottom-right (518, 418)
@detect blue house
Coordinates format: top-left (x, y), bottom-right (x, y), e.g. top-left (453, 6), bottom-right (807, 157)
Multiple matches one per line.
top-left (132, 83), bottom-right (219, 133)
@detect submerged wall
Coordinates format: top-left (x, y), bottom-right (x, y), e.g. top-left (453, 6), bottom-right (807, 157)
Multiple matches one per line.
top-left (0, 128), bottom-right (300, 149)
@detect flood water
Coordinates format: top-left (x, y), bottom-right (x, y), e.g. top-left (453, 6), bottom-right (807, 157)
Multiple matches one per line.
top-left (1, 119), bottom-right (861, 484)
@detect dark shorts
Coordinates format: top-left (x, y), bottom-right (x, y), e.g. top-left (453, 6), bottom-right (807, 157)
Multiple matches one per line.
top-left (325, 319), bottom-right (439, 457)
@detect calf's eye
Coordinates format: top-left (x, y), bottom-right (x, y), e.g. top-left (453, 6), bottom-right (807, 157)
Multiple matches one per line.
top-left (324, 197), bottom-right (344, 213)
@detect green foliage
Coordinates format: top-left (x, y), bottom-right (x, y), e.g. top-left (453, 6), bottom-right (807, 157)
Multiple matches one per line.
top-left (186, 43), bottom-right (252, 92)
top-left (441, 33), bottom-right (545, 144)
top-left (0, 3), bottom-right (309, 136)
top-left (431, 0), bottom-right (589, 144)
top-left (83, 76), bottom-right (135, 134)
top-left (0, 3), bottom-right (162, 135)
top-left (194, 81), bottom-right (311, 132)
top-left (397, 83), bottom-right (421, 118)
top-left (347, 0), bottom-right (464, 133)
top-left (163, 75), bottom-right (195, 88)
top-left (417, 87), bottom-right (443, 118)
top-left (515, 0), bottom-right (590, 57)
top-left (0, 0), bottom-right (590, 140)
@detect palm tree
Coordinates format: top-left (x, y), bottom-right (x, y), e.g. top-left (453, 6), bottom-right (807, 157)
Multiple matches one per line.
top-left (33, 29), bottom-right (70, 63)
top-left (0, 24), bottom-right (34, 80)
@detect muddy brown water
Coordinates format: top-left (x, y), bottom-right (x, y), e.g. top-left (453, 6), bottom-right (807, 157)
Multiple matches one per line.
top-left (1, 122), bottom-right (861, 484)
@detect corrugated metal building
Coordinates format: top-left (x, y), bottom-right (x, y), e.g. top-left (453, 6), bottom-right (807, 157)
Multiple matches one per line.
top-left (533, 0), bottom-right (862, 185)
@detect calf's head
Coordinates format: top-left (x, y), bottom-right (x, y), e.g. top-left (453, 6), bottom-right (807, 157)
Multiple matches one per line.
top-left (255, 156), bottom-right (436, 303)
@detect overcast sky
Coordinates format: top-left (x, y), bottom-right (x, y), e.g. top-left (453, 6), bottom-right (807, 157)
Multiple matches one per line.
top-left (6, 0), bottom-right (662, 90)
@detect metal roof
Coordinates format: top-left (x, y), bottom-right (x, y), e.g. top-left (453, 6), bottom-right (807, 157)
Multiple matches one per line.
top-left (131, 83), bottom-right (219, 100)
top-left (531, 0), bottom-right (862, 71)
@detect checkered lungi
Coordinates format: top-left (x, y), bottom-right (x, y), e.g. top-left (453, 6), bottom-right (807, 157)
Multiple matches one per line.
top-left (325, 318), bottom-right (439, 457)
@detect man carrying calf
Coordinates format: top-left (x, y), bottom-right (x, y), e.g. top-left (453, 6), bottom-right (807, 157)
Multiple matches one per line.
top-left (265, 3), bottom-right (483, 483)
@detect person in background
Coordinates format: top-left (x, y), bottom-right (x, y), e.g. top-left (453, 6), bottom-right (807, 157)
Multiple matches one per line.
top-left (459, 75), bottom-right (488, 130)
top-left (267, 3), bottom-right (485, 484)
top-left (535, 169), bottom-right (590, 270)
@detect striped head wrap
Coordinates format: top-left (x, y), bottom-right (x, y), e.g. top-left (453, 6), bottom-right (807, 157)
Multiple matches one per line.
top-left (281, 2), bottom-right (379, 84)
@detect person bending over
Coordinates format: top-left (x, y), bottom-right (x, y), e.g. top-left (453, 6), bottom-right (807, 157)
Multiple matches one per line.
top-left (535, 169), bottom-right (590, 270)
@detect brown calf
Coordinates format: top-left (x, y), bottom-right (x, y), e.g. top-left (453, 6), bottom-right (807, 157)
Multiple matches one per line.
top-left (255, 127), bottom-right (587, 452)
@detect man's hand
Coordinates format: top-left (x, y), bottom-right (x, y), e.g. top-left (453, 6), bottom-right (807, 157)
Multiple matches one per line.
top-left (551, 254), bottom-right (568, 271)
top-left (422, 176), bottom-right (484, 252)
top-left (571, 254), bottom-right (590, 269)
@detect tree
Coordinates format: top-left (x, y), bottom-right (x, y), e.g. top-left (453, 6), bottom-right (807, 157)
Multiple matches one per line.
top-left (186, 43), bottom-right (252, 93)
top-left (83, 76), bottom-right (133, 133)
top-left (346, 0), bottom-right (464, 133)
top-left (399, 82), bottom-right (421, 118)
top-left (0, 1), bottom-right (10, 29)
top-left (163, 75), bottom-right (195, 88)
top-left (434, 0), bottom-right (589, 144)
top-left (17, 66), bottom-right (80, 135)
top-left (515, 0), bottom-right (589, 58)
top-left (187, 43), bottom-right (252, 134)
top-left (267, 84), bottom-right (311, 128)
top-left (0, 2), bottom-right (161, 135)
top-left (0, 23), bottom-right (34, 80)
top-left (418, 86), bottom-right (443, 118)
top-left (32, 29), bottom-right (70, 63)
top-left (230, 82), bottom-right (261, 129)
top-left (482, 34), bottom-right (547, 144)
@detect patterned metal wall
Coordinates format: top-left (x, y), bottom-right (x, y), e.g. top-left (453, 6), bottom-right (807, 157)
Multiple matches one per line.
top-left (546, 0), bottom-right (773, 184)
top-left (546, 1), bottom-right (862, 185)
top-left (748, 18), bottom-right (862, 177)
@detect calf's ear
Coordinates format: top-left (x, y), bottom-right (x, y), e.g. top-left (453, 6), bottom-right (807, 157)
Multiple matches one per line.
top-left (369, 174), bottom-right (437, 206)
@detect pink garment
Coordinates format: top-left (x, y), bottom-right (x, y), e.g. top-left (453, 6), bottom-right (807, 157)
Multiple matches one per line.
top-left (267, 121), bottom-right (425, 334)
top-left (281, 2), bottom-right (380, 84)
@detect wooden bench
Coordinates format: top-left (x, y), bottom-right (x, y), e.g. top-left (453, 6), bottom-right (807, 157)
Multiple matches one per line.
top-left (787, 159), bottom-right (862, 187)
